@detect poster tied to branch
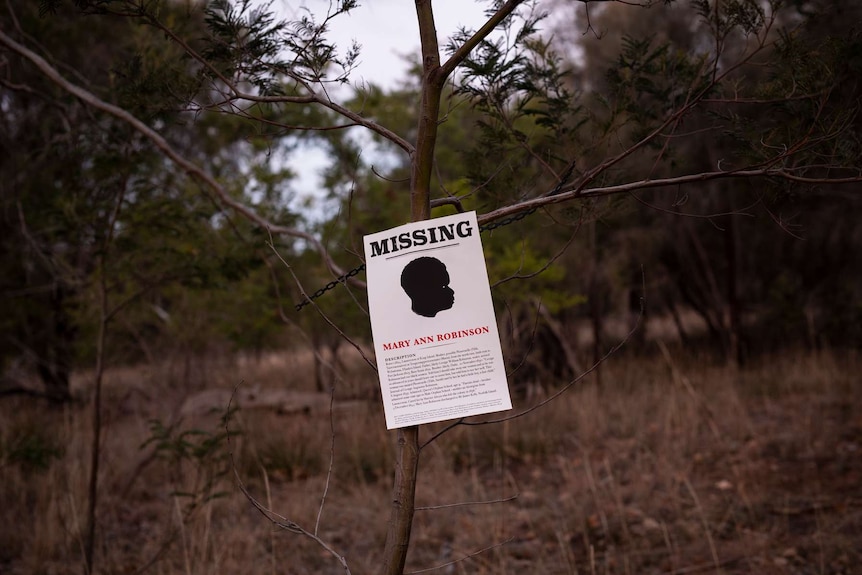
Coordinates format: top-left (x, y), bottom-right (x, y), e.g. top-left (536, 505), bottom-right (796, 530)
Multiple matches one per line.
top-left (364, 211), bottom-right (512, 429)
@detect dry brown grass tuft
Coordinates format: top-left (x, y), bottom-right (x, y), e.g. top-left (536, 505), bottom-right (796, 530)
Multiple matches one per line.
top-left (1, 347), bottom-right (859, 574)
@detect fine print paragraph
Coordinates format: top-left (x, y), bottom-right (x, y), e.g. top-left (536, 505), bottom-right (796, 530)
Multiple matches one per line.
top-left (385, 346), bottom-right (496, 409)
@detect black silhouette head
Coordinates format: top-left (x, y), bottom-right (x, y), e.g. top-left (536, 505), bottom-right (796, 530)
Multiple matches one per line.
top-left (400, 256), bottom-right (455, 318)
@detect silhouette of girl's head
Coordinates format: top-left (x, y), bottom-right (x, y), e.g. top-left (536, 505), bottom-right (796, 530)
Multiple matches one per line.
top-left (400, 257), bottom-right (455, 317)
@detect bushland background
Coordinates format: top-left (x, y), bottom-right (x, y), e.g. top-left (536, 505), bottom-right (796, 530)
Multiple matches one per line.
top-left (1, 1), bottom-right (860, 574)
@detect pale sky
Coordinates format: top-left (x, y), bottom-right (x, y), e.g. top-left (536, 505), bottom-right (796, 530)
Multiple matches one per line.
top-left (263, 1), bottom-right (588, 224)
top-left (279, 0), bottom-right (491, 88)
top-left (270, 1), bottom-right (494, 214)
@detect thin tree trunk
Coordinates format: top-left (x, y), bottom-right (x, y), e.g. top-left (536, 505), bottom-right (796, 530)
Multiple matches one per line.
top-left (682, 219), bottom-right (729, 353)
top-left (666, 298), bottom-right (690, 345)
top-left (84, 176), bottom-right (126, 575)
top-left (724, 215), bottom-right (743, 366)
top-left (327, 339), bottom-right (342, 390)
top-left (379, 1), bottom-right (442, 572)
top-left (311, 333), bottom-right (325, 392)
top-left (537, 300), bottom-right (582, 376)
top-left (85, 263), bottom-right (108, 575)
top-left (381, 3), bottom-right (523, 572)
top-left (380, 427), bottom-right (420, 575)
top-left (37, 285), bottom-right (74, 402)
top-left (588, 221), bottom-right (603, 386)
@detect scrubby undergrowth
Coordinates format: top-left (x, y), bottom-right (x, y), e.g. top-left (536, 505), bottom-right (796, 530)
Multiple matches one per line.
top-left (1, 348), bottom-right (859, 574)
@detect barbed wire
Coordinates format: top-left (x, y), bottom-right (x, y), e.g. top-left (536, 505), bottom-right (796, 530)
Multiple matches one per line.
top-left (294, 163), bottom-right (577, 312)
top-left (294, 264), bottom-right (366, 311)
top-left (293, 211), bottom-right (545, 312)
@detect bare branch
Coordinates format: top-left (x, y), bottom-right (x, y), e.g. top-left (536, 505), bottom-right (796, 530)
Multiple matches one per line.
top-left (405, 537), bottom-right (516, 574)
top-left (439, 0), bottom-right (526, 81)
top-left (463, 292), bottom-right (644, 427)
top-left (140, 11), bottom-right (415, 154)
top-left (224, 385), bottom-right (352, 575)
top-left (315, 387), bottom-right (337, 536)
top-left (420, 417), bottom-right (465, 449)
top-left (478, 167), bottom-right (862, 227)
top-left (372, 165), bottom-right (411, 183)
top-left (490, 220), bottom-right (580, 288)
top-left (416, 493), bottom-right (519, 511)
top-left (266, 238), bottom-right (376, 372)
top-left (627, 190), bottom-right (761, 221)
top-left (504, 300), bottom-right (543, 379)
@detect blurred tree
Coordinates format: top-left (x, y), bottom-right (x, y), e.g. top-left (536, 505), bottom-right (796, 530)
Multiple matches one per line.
top-left (543, 0), bottom-right (862, 359)
top-left (0, 2), bottom-right (299, 400)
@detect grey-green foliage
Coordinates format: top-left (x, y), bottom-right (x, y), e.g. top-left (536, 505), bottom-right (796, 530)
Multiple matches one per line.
top-left (452, 2), bottom-right (582, 195)
top-left (203, 0), bottom-right (359, 89)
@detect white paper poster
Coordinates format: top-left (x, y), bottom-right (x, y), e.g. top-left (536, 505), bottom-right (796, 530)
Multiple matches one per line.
top-left (364, 211), bottom-right (512, 429)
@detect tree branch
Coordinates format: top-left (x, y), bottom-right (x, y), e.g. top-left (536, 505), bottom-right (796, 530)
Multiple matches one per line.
top-left (478, 167), bottom-right (862, 226)
top-left (225, 386), bottom-right (352, 574)
top-left (0, 29), bottom-right (352, 281)
top-left (439, 0), bottom-right (526, 81)
top-left (416, 493), bottom-right (519, 511)
top-left (405, 537), bottom-right (516, 574)
top-left (140, 10), bottom-right (415, 155)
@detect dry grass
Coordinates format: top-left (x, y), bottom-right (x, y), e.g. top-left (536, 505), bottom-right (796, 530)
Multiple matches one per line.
top-left (1, 346), bottom-right (859, 575)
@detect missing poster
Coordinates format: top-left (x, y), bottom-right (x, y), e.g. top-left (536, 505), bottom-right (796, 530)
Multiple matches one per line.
top-left (364, 211), bottom-right (512, 429)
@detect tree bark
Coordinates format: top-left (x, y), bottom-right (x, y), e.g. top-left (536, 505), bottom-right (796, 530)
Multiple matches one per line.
top-left (84, 283), bottom-right (107, 575)
top-left (379, 2), bottom-right (440, 571)
top-left (380, 427), bottom-right (420, 575)
top-left (410, 0), bottom-right (445, 223)
top-left (381, 3), bottom-right (524, 571)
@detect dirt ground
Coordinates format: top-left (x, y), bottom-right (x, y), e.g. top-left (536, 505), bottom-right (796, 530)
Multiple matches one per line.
top-left (1, 349), bottom-right (859, 574)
